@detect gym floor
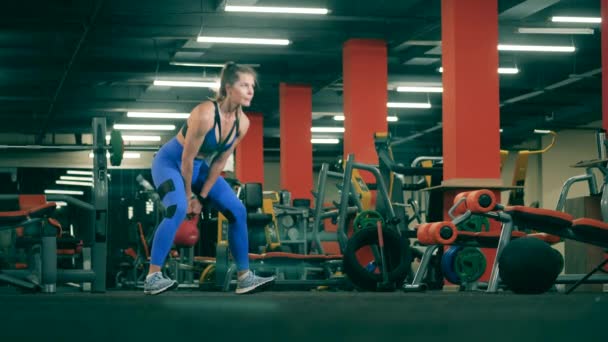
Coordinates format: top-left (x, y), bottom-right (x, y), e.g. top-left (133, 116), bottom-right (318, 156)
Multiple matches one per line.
top-left (0, 289), bottom-right (605, 342)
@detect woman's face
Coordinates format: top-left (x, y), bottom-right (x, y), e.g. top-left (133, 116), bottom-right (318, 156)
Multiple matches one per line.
top-left (227, 72), bottom-right (255, 107)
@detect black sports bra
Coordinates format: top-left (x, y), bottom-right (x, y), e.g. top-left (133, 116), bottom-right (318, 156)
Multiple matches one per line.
top-left (180, 101), bottom-right (240, 156)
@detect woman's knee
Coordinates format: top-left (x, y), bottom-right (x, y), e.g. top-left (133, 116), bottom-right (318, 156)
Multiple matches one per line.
top-left (223, 201), bottom-right (246, 224)
top-left (167, 203), bottom-right (187, 221)
top-left (162, 197), bottom-right (187, 224)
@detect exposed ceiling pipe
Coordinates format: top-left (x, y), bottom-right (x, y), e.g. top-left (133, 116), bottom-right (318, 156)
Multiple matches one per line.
top-left (500, 67), bottom-right (601, 107)
top-left (37, 0), bottom-right (104, 142)
top-left (499, 0), bottom-right (560, 20)
top-left (391, 122), bottom-right (443, 147)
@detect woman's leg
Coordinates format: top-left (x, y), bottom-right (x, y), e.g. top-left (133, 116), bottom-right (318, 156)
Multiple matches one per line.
top-left (204, 176), bottom-right (249, 271)
top-left (193, 167), bottom-right (274, 294)
top-left (149, 161), bottom-right (188, 270)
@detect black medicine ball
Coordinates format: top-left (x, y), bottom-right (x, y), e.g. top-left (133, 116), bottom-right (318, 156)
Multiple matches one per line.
top-left (498, 237), bottom-right (564, 294)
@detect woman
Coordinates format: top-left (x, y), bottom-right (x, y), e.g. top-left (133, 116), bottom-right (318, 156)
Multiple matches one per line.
top-left (144, 62), bottom-right (274, 295)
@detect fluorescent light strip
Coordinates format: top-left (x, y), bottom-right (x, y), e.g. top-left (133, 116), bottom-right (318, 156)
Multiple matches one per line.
top-left (438, 67), bottom-right (519, 74)
top-left (60, 176), bottom-right (93, 182)
top-left (517, 27), bottom-right (594, 35)
top-left (89, 152), bottom-right (141, 159)
top-left (45, 189), bottom-right (84, 196)
top-left (113, 124), bottom-right (175, 131)
top-left (225, 5), bottom-right (328, 15)
top-left (498, 44), bottom-right (575, 52)
top-left (56, 180), bottom-right (94, 187)
top-left (105, 135), bottom-right (162, 142)
top-left (534, 129), bottom-right (551, 134)
top-left (314, 112), bottom-right (342, 117)
top-left (197, 36), bottom-right (290, 46)
top-left (396, 86), bottom-right (443, 93)
top-left (169, 62), bottom-right (261, 68)
top-left (127, 112), bottom-right (189, 119)
top-left (311, 138), bottom-right (339, 144)
top-left (497, 67), bottom-right (519, 74)
top-left (387, 102), bottom-right (431, 109)
top-left (311, 127), bottom-right (345, 133)
top-left (153, 80), bottom-right (219, 88)
top-left (333, 115), bottom-right (398, 122)
top-left (170, 62), bottom-right (225, 68)
top-left (551, 16), bottom-right (601, 24)
top-left (67, 170), bottom-right (93, 176)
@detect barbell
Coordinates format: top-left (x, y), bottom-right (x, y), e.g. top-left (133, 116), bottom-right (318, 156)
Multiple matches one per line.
top-left (0, 130), bottom-right (125, 166)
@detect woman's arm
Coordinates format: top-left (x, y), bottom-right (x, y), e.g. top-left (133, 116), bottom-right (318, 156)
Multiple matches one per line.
top-left (199, 114), bottom-right (250, 198)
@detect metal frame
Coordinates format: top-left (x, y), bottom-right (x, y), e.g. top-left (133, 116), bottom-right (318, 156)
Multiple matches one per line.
top-left (0, 117), bottom-right (109, 293)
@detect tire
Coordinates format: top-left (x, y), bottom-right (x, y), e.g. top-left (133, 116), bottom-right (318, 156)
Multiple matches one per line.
top-left (343, 226), bottom-right (411, 291)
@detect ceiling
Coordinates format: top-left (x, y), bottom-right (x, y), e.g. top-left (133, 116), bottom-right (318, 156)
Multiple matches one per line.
top-left (0, 0), bottom-right (602, 166)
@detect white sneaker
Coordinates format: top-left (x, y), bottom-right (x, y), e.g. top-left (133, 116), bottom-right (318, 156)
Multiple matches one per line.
top-left (235, 271), bottom-right (275, 294)
top-left (143, 272), bottom-right (178, 295)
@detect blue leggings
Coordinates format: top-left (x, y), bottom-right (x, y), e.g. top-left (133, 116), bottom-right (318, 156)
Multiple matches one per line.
top-left (150, 137), bottom-right (249, 271)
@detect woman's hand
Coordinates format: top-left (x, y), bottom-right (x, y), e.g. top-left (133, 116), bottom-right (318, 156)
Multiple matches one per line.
top-left (187, 195), bottom-right (202, 217)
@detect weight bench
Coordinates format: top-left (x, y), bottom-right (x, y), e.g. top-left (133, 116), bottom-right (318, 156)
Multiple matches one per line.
top-left (412, 220), bottom-right (560, 290)
top-left (207, 182), bottom-right (345, 292)
top-left (0, 201), bottom-right (59, 292)
top-left (419, 189), bottom-right (608, 294)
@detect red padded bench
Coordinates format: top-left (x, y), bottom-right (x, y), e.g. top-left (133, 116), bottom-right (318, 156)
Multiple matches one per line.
top-left (447, 190), bottom-right (608, 293)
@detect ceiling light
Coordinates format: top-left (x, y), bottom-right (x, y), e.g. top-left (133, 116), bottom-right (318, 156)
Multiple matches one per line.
top-left (311, 127), bottom-right (345, 133)
top-left (67, 170), bottom-right (92, 176)
top-left (517, 27), bottom-right (594, 34)
top-left (387, 102), bottom-right (432, 109)
top-left (311, 138), bottom-right (340, 144)
top-left (89, 152), bottom-right (141, 159)
top-left (56, 180), bottom-right (94, 187)
top-left (497, 67), bottom-right (519, 74)
top-left (438, 67), bottom-right (519, 74)
top-left (106, 135), bottom-right (162, 142)
top-left (498, 44), bottom-right (575, 52)
top-left (551, 16), bottom-right (601, 24)
top-left (153, 80), bottom-right (220, 88)
top-left (170, 62), bottom-right (225, 68)
top-left (169, 62), bottom-right (261, 68)
top-left (197, 36), bottom-right (290, 46)
top-left (45, 189), bottom-right (84, 196)
top-left (113, 124), bottom-right (175, 131)
top-left (60, 176), bottom-right (93, 182)
top-left (333, 115), bottom-right (398, 122)
top-left (533, 129), bottom-right (551, 134)
top-left (127, 112), bottom-right (189, 119)
top-left (312, 112), bottom-right (342, 120)
top-left (396, 86), bottom-right (443, 93)
top-left (225, 6), bottom-right (328, 15)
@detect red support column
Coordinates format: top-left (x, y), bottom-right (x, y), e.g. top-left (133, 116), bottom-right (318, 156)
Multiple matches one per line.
top-left (343, 39), bottom-right (388, 173)
top-left (442, 0), bottom-right (500, 182)
top-left (280, 83), bottom-right (313, 202)
top-left (442, 0), bottom-right (500, 283)
top-left (235, 112), bottom-right (264, 184)
top-left (603, 0), bottom-right (608, 131)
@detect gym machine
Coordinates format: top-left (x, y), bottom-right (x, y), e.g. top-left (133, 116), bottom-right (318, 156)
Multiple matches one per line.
top-left (0, 118), bottom-right (116, 293)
